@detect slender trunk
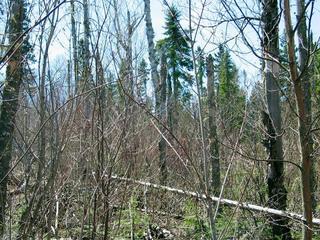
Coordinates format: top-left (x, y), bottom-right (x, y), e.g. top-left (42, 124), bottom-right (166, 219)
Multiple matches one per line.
top-left (159, 52), bottom-right (167, 186)
top-left (206, 54), bottom-right (220, 195)
top-left (38, 26), bottom-right (48, 210)
top-left (46, 65), bottom-right (61, 238)
top-left (172, 65), bottom-right (178, 131)
top-left (70, 0), bottom-right (79, 94)
top-left (126, 11), bottom-right (134, 96)
top-left (82, 0), bottom-right (92, 117)
top-left (0, 0), bottom-right (24, 234)
top-left (167, 75), bottom-right (173, 131)
top-left (19, 9), bottom-right (58, 236)
top-left (67, 59), bottom-right (71, 97)
top-left (93, 49), bottom-right (106, 239)
top-left (283, 0), bottom-right (313, 239)
top-left (79, 2), bottom-right (92, 236)
top-left (296, 0), bottom-right (317, 212)
top-left (187, 1), bottom-right (216, 238)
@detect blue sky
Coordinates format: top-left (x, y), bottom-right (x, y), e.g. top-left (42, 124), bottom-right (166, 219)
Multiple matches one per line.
top-left (34, 0), bottom-right (320, 88)
top-left (150, 0), bottom-right (319, 68)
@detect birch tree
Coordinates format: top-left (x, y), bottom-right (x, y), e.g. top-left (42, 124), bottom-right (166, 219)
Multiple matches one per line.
top-left (144, 0), bottom-right (167, 185)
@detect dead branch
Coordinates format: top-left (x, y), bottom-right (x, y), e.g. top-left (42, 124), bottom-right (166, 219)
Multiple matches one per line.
top-left (111, 175), bottom-right (320, 226)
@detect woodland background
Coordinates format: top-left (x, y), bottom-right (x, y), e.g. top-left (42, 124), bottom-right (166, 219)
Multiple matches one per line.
top-left (0, 0), bottom-right (319, 239)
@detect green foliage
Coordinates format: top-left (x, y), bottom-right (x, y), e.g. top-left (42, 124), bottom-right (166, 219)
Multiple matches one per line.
top-left (137, 59), bottom-right (149, 101)
top-left (157, 5), bottom-right (193, 104)
top-left (279, 31), bottom-right (292, 99)
top-left (195, 46), bottom-right (206, 96)
top-left (314, 48), bottom-right (320, 104)
top-left (215, 44), bottom-right (245, 130)
top-left (115, 196), bottom-right (149, 239)
top-left (182, 199), bottom-right (211, 239)
top-left (215, 44), bottom-right (237, 100)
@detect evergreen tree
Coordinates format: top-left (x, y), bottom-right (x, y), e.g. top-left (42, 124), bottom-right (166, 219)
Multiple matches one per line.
top-left (157, 5), bottom-right (192, 129)
top-left (215, 44), bottom-right (244, 130)
top-left (160, 5), bottom-right (192, 100)
top-left (279, 31), bottom-right (292, 99)
top-left (313, 47), bottom-right (320, 104)
top-left (163, 5), bottom-right (192, 82)
top-left (137, 58), bottom-right (149, 102)
top-left (195, 46), bottom-right (206, 96)
top-left (216, 44), bottom-right (237, 100)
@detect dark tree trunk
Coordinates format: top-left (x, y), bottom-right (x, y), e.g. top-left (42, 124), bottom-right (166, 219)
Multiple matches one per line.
top-left (206, 54), bottom-right (220, 195)
top-left (0, 0), bottom-right (24, 235)
top-left (159, 52), bottom-right (168, 186)
top-left (261, 0), bottom-right (291, 239)
top-left (70, 0), bottom-right (79, 94)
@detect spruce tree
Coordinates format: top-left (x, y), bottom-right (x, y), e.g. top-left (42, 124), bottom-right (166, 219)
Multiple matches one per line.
top-left (195, 46), bottom-right (206, 97)
top-left (313, 48), bottom-right (320, 104)
top-left (157, 5), bottom-right (193, 129)
top-left (137, 59), bottom-right (149, 102)
top-left (215, 44), bottom-right (244, 130)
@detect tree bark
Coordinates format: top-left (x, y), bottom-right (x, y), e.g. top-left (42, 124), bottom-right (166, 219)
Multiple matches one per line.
top-left (70, 0), bottom-right (79, 94)
top-left (283, 0), bottom-right (313, 239)
top-left (261, 0), bottom-right (291, 239)
top-left (159, 51), bottom-right (168, 186)
top-left (295, 0), bottom-right (317, 213)
top-left (0, 0), bottom-right (24, 235)
top-left (143, 0), bottom-right (159, 97)
top-left (206, 54), bottom-right (221, 196)
top-left (144, 0), bottom-right (167, 185)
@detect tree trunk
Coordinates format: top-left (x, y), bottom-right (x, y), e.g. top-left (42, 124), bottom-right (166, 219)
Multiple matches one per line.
top-left (283, 0), bottom-right (313, 239)
top-left (0, 0), bottom-right (24, 235)
top-left (261, 0), bottom-right (291, 239)
top-left (143, 0), bottom-right (167, 185)
top-left (70, 0), bottom-right (79, 94)
top-left (19, 7), bottom-right (59, 236)
top-left (159, 51), bottom-right (168, 186)
top-left (143, 0), bottom-right (159, 99)
top-left (126, 11), bottom-right (134, 96)
top-left (296, 0), bottom-right (317, 213)
top-left (206, 54), bottom-right (220, 195)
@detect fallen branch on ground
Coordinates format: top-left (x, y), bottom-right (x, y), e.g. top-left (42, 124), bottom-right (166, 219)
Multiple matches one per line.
top-left (111, 175), bottom-right (320, 226)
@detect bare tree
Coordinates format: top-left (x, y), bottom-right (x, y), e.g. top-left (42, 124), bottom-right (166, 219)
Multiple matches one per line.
top-left (283, 0), bottom-right (316, 238)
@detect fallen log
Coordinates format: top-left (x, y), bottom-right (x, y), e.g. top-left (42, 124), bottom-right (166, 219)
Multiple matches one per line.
top-left (111, 175), bottom-right (320, 226)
